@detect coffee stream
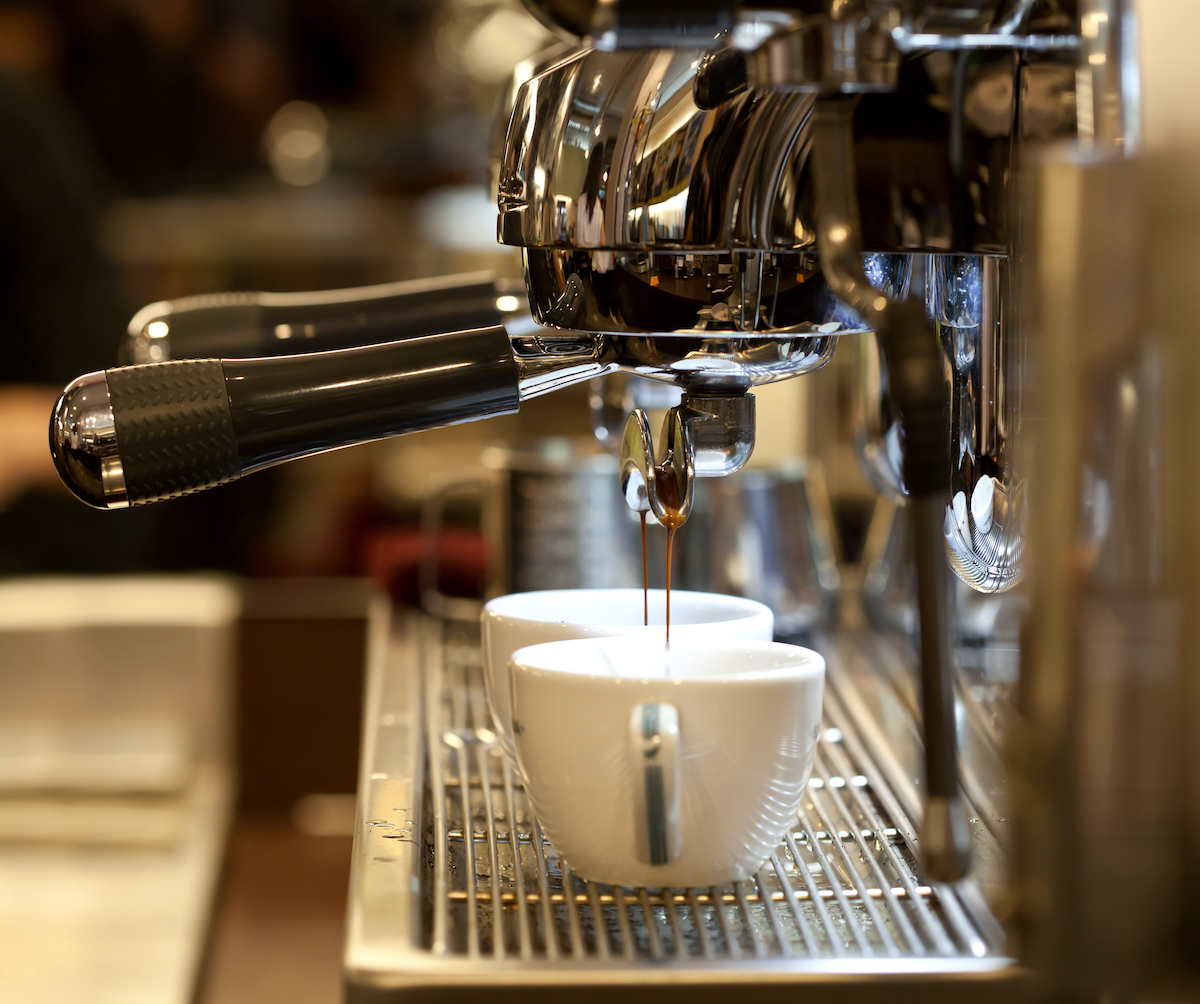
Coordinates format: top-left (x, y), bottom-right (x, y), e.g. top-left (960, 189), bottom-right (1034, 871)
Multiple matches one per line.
top-left (638, 517), bottom-right (680, 646)
top-left (639, 511), bottom-right (648, 627)
top-left (652, 461), bottom-right (687, 646)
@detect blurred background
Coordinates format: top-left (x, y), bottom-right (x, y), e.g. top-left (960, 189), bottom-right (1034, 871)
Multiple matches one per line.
top-left (0, 2), bottom-right (845, 1001)
top-left (0, 0), bottom-right (563, 581)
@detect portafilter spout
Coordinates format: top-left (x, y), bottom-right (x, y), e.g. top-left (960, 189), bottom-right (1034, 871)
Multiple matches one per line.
top-left (619, 391), bottom-right (756, 526)
top-left (620, 407), bottom-right (693, 526)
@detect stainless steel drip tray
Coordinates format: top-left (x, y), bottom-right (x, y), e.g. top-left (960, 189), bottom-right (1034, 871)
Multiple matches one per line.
top-left (345, 616), bottom-right (1032, 1002)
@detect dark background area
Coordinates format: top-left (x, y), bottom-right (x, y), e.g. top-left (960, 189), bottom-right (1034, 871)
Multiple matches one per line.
top-left (0, 2), bottom-right (542, 999)
top-left (0, 0), bottom-right (531, 582)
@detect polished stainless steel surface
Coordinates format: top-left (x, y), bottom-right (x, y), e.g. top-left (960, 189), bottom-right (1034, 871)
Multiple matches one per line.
top-left (498, 38), bottom-right (1062, 260)
top-left (811, 99), bottom-right (888, 332)
top-left (1076, 0), bottom-right (1139, 150)
top-left (933, 254), bottom-right (1023, 592)
top-left (499, 47), bottom-right (819, 254)
top-left (856, 254), bottom-right (1024, 592)
top-left (500, 39), bottom-right (995, 338)
top-left (748, 12), bottom-right (898, 94)
top-left (620, 407), bottom-right (693, 524)
top-left (684, 392), bottom-right (755, 475)
top-left (345, 616), bottom-right (1021, 1000)
top-left (591, 373), bottom-right (684, 446)
top-left (48, 371), bottom-right (128, 510)
top-left (510, 316), bottom-right (838, 398)
top-left (518, 0), bottom-right (1069, 53)
top-left (619, 409), bottom-right (654, 514)
top-left (861, 498), bottom-right (1028, 663)
top-left (890, 2), bottom-right (1078, 51)
top-left (618, 393), bottom-right (755, 528)
top-left (522, 247), bottom-right (874, 337)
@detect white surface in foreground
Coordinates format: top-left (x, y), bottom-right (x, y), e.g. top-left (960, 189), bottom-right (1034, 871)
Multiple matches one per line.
top-left (0, 768), bottom-right (231, 1004)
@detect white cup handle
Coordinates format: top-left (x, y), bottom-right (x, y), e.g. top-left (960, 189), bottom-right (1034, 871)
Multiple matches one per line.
top-left (629, 703), bottom-right (682, 866)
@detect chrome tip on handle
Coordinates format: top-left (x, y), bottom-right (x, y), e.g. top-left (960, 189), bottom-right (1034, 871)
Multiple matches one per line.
top-left (48, 371), bottom-right (129, 510)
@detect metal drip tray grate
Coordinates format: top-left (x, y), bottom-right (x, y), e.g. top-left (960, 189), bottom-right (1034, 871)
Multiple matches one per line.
top-left (346, 617), bottom-right (1020, 1000)
top-left (429, 621), bottom-right (994, 963)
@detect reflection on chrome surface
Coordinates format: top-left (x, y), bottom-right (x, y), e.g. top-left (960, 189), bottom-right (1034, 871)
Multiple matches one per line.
top-left (522, 247), bottom-right (869, 336)
top-left (499, 48), bottom-right (818, 253)
top-left (510, 325), bottom-right (838, 397)
top-left (498, 44), bottom-right (1028, 258)
top-left (854, 253), bottom-right (1023, 593)
top-left (525, 245), bottom-right (916, 335)
top-left (932, 254), bottom-right (1023, 593)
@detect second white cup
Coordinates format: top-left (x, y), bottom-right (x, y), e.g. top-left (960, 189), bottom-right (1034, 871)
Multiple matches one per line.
top-left (480, 588), bottom-right (774, 754)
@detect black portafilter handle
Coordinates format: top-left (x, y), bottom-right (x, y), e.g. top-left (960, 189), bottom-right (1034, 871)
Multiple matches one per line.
top-left (120, 272), bottom-right (512, 364)
top-left (50, 326), bottom-right (519, 509)
top-left (878, 299), bottom-right (971, 884)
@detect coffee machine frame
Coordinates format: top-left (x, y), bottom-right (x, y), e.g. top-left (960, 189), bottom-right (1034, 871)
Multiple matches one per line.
top-left (45, 0), bottom-right (1175, 996)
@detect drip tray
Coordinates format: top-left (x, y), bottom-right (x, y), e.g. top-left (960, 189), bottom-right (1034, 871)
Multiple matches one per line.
top-left (345, 616), bottom-right (1031, 1002)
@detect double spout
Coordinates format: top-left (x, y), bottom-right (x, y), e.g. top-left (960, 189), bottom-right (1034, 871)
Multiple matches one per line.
top-left (619, 393), bottom-right (757, 531)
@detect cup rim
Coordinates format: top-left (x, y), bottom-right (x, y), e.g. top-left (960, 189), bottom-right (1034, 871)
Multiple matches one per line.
top-left (482, 588), bottom-right (773, 632)
top-left (509, 636), bottom-right (825, 684)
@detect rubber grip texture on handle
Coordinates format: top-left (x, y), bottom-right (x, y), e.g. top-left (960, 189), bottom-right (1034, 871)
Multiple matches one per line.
top-left (107, 359), bottom-right (240, 504)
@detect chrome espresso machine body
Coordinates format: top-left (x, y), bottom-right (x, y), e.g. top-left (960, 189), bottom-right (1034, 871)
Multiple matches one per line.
top-left (47, 0), bottom-right (1188, 999)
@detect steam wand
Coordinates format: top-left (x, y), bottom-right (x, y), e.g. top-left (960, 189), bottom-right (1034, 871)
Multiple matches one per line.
top-left (813, 97), bottom-right (971, 883)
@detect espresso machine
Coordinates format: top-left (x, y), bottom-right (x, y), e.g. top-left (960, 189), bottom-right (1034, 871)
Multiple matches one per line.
top-left (49, 0), bottom-right (1199, 998)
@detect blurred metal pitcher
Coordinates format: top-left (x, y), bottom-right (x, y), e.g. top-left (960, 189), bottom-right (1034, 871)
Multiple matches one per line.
top-left (421, 438), bottom-right (641, 618)
top-left (678, 461), bottom-right (841, 637)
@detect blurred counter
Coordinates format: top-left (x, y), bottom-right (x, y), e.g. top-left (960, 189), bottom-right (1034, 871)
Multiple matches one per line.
top-left (0, 769), bottom-right (230, 1004)
top-left (0, 577), bottom-right (239, 1004)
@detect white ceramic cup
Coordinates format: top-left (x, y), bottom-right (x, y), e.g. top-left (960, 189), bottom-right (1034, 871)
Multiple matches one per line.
top-left (480, 588), bottom-right (774, 754)
top-left (509, 636), bottom-right (825, 888)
